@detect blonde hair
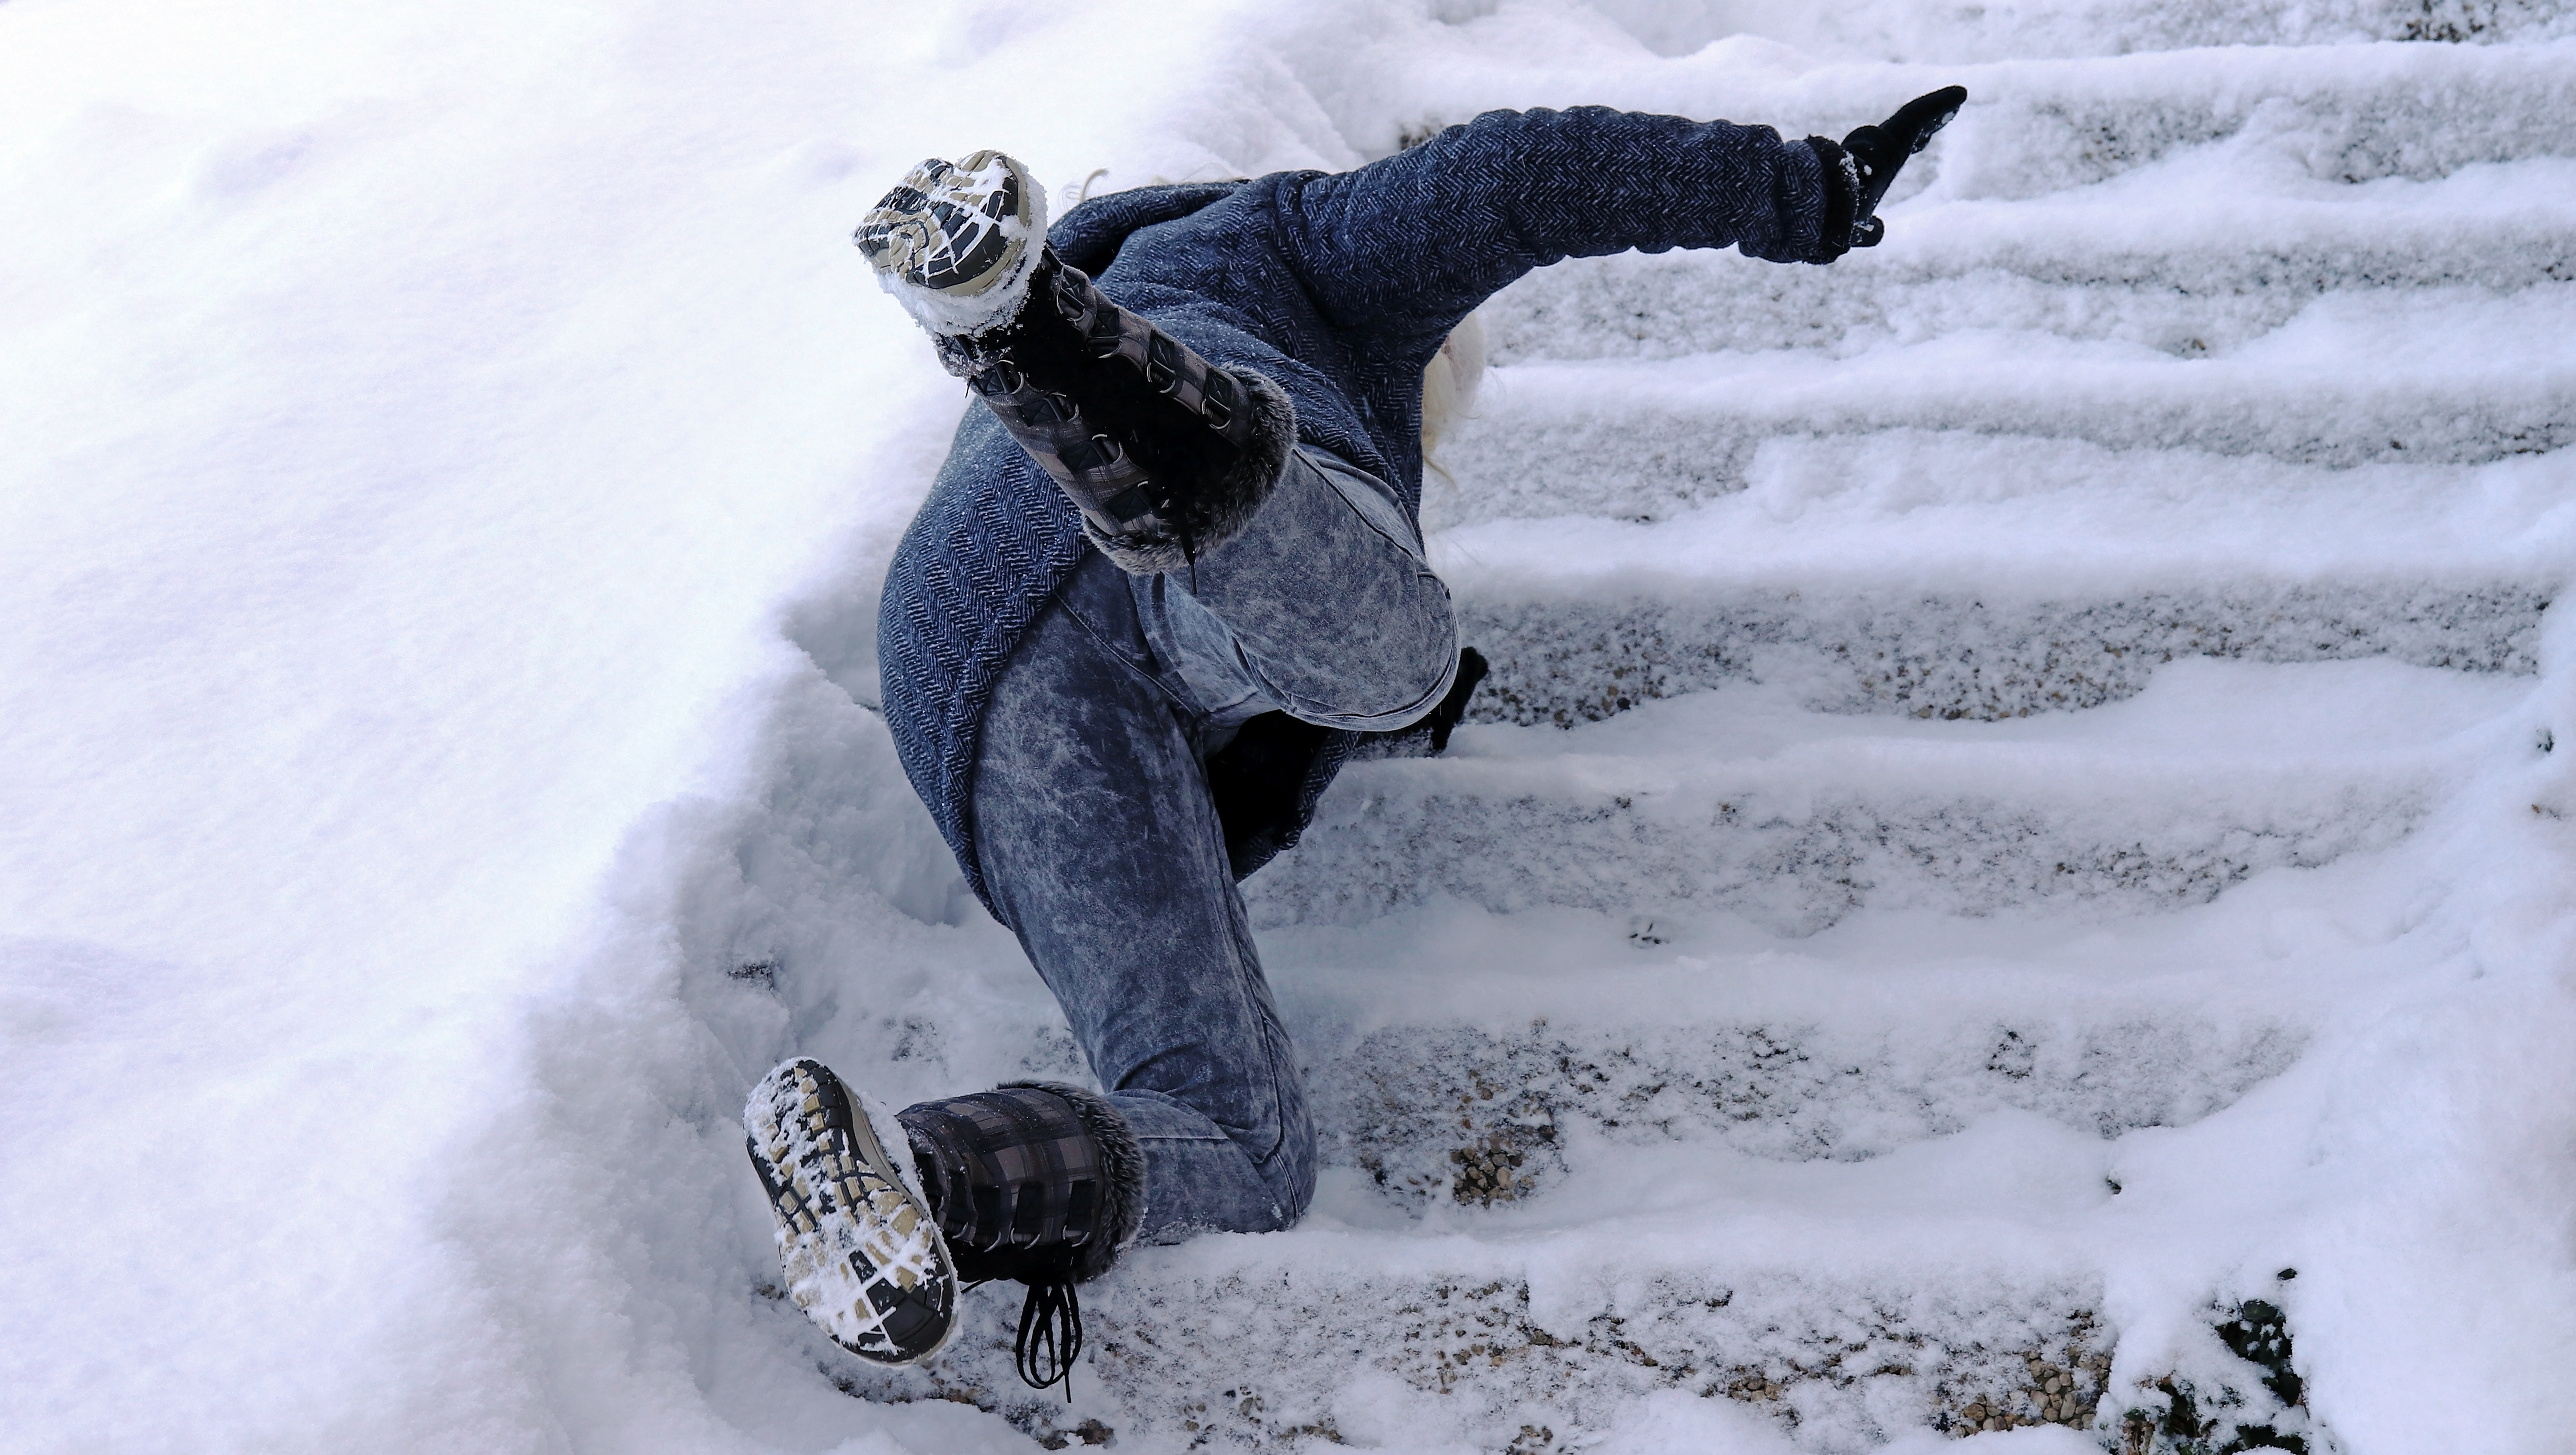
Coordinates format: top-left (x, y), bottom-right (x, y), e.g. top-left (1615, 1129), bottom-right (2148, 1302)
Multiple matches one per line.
top-left (1420, 312), bottom-right (1487, 476)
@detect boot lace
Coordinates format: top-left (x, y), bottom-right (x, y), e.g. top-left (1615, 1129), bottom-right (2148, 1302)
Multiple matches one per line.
top-left (967, 1256), bottom-right (1085, 1400)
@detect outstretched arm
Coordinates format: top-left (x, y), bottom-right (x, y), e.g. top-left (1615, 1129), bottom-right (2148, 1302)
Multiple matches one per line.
top-left (1267, 90), bottom-right (1966, 355)
top-left (1268, 106), bottom-right (1851, 351)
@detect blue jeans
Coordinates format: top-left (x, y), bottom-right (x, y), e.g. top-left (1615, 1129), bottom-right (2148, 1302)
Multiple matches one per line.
top-left (970, 449), bottom-right (1457, 1240)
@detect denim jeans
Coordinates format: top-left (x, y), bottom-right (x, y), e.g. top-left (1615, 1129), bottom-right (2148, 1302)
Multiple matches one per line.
top-left (970, 449), bottom-right (1457, 1240)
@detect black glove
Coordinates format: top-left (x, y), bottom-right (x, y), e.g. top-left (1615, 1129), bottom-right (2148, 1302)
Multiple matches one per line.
top-left (1835, 85), bottom-right (1967, 249)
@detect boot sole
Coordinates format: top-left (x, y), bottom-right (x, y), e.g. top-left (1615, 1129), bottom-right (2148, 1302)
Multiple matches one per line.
top-left (856, 150), bottom-right (1039, 300)
top-left (745, 1058), bottom-right (959, 1364)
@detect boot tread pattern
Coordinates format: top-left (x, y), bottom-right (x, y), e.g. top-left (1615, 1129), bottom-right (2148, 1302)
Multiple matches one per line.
top-left (855, 152), bottom-right (1027, 297)
top-left (744, 1058), bottom-right (957, 1364)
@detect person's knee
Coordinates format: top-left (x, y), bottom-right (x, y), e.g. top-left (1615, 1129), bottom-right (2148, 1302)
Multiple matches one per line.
top-left (1243, 1027), bottom-right (1318, 1228)
top-left (1283, 604), bottom-right (1458, 731)
top-left (1255, 1097), bottom-right (1319, 1229)
top-left (1263, 1154), bottom-right (1317, 1230)
top-left (1380, 606), bottom-right (1462, 718)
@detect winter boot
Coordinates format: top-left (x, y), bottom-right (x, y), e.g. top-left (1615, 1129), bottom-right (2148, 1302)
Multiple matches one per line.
top-left (855, 152), bottom-right (1296, 573)
top-left (897, 1083), bottom-right (1146, 1395)
top-left (744, 1058), bottom-right (959, 1365)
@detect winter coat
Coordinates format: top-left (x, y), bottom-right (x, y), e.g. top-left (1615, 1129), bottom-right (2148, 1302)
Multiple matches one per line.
top-left (877, 105), bottom-right (1850, 916)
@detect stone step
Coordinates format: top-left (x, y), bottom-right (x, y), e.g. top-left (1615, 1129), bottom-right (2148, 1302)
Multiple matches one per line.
top-left (1586, 3), bottom-right (2575, 64)
top-left (1423, 432), bottom-right (2556, 724)
top-left (1434, 285), bottom-right (2576, 524)
top-left (819, 1128), bottom-right (2127, 1451)
top-left (1457, 580), bottom-right (2542, 729)
top-left (1092, 1248), bottom-right (2108, 1451)
top-left (1432, 430), bottom-right (2555, 726)
top-left (1928, 40), bottom-right (2576, 200)
top-left (1372, 37), bottom-right (2576, 187)
top-left (1245, 659), bottom-right (2523, 933)
top-left (1482, 161), bottom-right (2576, 366)
top-left (1255, 833), bottom-right (2415, 1205)
top-left (1274, 945), bottom-right (2309, 1207)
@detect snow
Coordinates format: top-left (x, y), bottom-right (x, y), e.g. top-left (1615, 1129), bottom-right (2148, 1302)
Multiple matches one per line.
top-left (6, 0), bottom-right (2576, 1453)
top-left (868, 153), bottom-right (1051, 341)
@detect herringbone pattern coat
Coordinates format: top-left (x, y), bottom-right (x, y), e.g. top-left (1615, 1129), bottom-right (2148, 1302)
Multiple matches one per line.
top-left (878, 106), bottom-right (1844, 913)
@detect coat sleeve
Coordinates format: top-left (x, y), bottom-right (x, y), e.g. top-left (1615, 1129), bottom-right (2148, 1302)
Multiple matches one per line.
top-left (1268, 106), bottom-right (1848, 350)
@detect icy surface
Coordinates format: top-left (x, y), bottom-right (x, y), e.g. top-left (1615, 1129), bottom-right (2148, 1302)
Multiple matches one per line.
top-left (6, 1), bottom-right (2576, 1454)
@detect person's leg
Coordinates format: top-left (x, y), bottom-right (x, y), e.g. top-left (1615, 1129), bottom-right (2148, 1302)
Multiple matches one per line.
top-left (1140, 447), bottom-right (1459, 734)
top-left (973, 552), bottom-right (1314, 1240)
top-left (969, 448), bottom-right (1459, 1242)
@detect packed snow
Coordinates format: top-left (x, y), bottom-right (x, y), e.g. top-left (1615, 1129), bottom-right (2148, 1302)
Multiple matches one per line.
top-left (5, 1), bottom-right (2574, 1453)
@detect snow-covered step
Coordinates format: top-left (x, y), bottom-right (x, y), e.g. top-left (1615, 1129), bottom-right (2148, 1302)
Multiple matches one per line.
top-left (1483, 163), bottom-right (2576, 364)
top-left (1306, 1017), bottom-right (2298, 1204)
top-left (1097, 1236), bottom-right (2108, 1452)
top-left (1429, 431), bottom-right (2558, 724)
top-left (1291, 975), bottom-right (2302, 1205)
top-left (1387, 40), bottom-right (2576, 188)
top-left (823, 1126), bottom-right (2125, 1453)
top-left (1249, 660), bottom-right (2521, 934)
top-left (776, 19), bottom-right (2568, 1455)
top-left (1459, 580), bottom-right (2542, 728)
top-left (1926, 41), bottom-right (2576, 199)
top-left (1591, 4), bottom-right (2576, 64)
top-left (1438, 290), bottom-right (2576, 524)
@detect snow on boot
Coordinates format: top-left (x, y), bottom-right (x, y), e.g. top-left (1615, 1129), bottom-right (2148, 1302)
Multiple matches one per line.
top-left (744, 1058), bottom-right (958, 1365)
top-left (853, 150), bottom-right (1048, 338)
top-left (897, 1083), bottom-right (1145, 1395)
top-left (855, 153), bottom-right (1295, 574)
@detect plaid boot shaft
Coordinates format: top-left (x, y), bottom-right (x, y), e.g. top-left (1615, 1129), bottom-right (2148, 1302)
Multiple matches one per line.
top-left (931, 249), bottom-right (1290, 565)
top-left (899, 1082), bottom-right (1145, 1281)
top-left (960, 356), bottom-right (1161, 530)
top-left (1042, 258), bottom-right (1263, 454)
top-left (899, 1085), bottom-right (1117, 1283)
top-left (898, 1082), bottom-right (1145, 1397)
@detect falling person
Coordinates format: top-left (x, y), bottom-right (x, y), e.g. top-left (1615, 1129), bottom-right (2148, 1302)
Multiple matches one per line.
top-left (743, 88), bottom-right (1969, 1392)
